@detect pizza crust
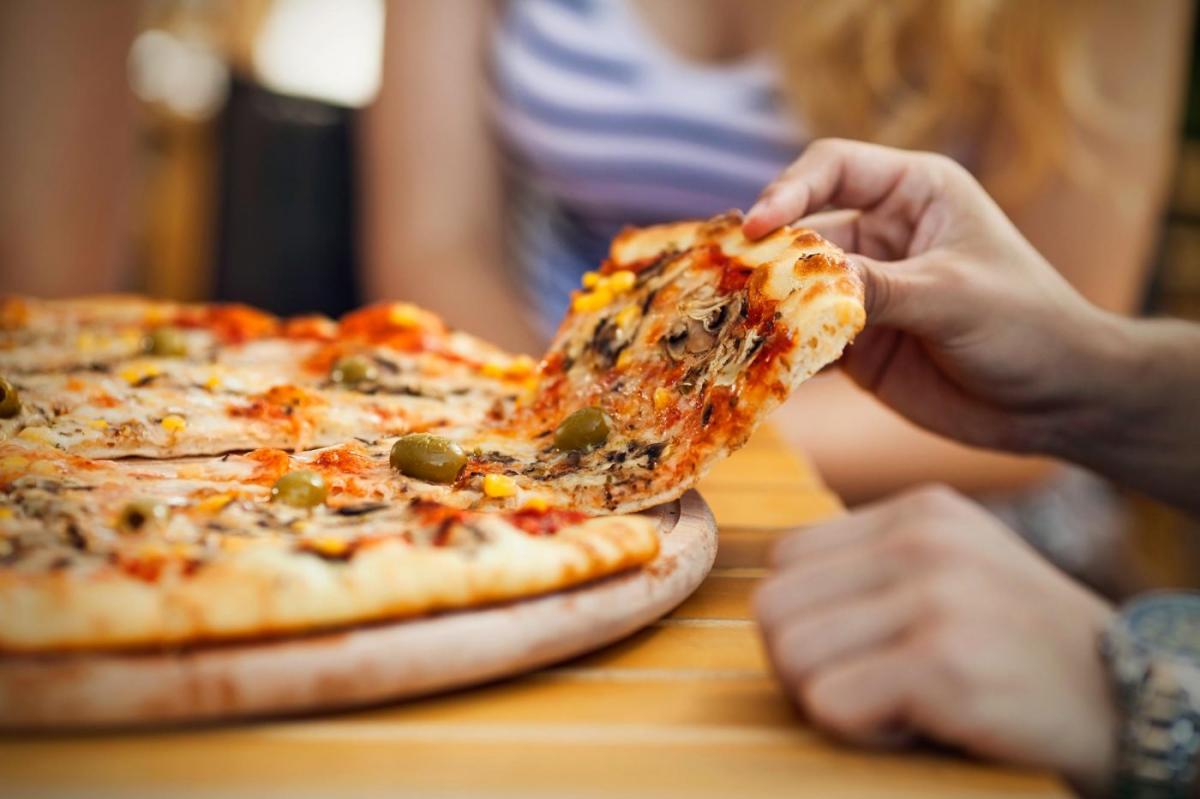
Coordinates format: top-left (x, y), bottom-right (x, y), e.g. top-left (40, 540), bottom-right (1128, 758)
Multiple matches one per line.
top-left (0, 513), bottom-right (657, 652)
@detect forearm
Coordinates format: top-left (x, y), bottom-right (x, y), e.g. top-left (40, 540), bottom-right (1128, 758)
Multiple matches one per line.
top-left (1049, 314), bottom-right (1200, 514)
top-left (776, 373), bottom-right (1059, 506)
top-left (362, 242), bottom-right (544, 356)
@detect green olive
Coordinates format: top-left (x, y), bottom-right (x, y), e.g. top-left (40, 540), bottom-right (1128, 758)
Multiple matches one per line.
top-left (271, 470), bottom-right (328, 508)
top-left (553, 407), bottom-right (610, 452)
top-left (330, 356), bottom-right (376, 387)
top-left (390, 434), bottom-right (467, 484)
top-left (0, 378), bottom-right (20, 418)
top-left (117, 499), bottom-right (169, 534)
top-left (143, 327), bottom-right (188, 357)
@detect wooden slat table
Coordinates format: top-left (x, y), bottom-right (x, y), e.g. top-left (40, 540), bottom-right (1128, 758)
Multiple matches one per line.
top-left (0, 429), bottom-right (1069, 798)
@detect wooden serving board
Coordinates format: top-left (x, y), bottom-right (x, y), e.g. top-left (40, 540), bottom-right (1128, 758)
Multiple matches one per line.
top-left (0, 491), bottom-right (716, 729)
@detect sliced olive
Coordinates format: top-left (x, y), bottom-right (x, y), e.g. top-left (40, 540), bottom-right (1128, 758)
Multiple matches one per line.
top-left (272, 470), bottom-right (328, 508)
top-left (143, 327), bottom-right (188, 357)
top-left (330, 356), bottom-right (376, 387)
top-left (117, 499), bottom-right (169, 534)
top-left (390, 434), bottom-right (467, 484)
top-left (0, 378), bottom-right (20, 418)
top-left (553, 407), bottom-right (610, 452)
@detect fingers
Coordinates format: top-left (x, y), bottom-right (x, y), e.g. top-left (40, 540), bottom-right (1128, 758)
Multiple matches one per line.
top-left (785, 209), bottom-right (861, 252)
top-left (799, 643), bottom-right (945, 746)
top-left (756, 543), bottom-right (901, 631)
top-left (760, 579), bottom-right (922, 684)
top-left (768, 490), bottom-right (909, 565)
top-left (744, 139), bottom-right (949, 240)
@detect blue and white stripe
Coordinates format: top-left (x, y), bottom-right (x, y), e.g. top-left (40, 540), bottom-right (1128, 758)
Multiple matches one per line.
top-left (488, 0), bottom-right (804, 335)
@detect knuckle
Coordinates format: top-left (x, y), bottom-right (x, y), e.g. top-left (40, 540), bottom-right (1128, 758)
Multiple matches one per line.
top-left (802, 677), bottom-right (870, 739)
top-left (907, 569), bottom-right (971, 620)
top-left (751, 580), bottom-right (784, 627)
top-left (904, 484), bottom-right (961, 515)
top-left (914, 624), bottom-right (977, 688)
top-left (883, 522), bottom-right (947, 564)
top-left (921, 151), bottom-right (967, 181)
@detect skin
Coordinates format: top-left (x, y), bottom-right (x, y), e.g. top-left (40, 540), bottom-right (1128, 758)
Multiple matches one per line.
top-left (746, 139), bottom-right (1200, 793)
top-left (755, 486), bottom-right (1116, 796)
top-left (361, 0), bottom-right (1189, 502)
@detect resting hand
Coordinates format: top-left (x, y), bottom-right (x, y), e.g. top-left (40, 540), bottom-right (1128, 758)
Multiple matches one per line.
top-left (745, 139), bottom-right (1120, 455)
top-left (754, 485), bottom-right (1117, 794)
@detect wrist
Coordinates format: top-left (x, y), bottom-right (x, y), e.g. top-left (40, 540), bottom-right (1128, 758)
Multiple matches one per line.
top-left (1037, 311), bottom-right (1165, 463)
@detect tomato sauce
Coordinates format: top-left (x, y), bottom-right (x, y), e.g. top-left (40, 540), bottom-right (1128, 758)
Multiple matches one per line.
top-left (504, 507), bottom-right (588, 536)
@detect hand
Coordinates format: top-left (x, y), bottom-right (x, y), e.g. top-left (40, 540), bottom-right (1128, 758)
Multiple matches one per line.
top-left (754, 485), bottom-right (1117, 795)
top-left (744, 139), bottom-right (1123, 455)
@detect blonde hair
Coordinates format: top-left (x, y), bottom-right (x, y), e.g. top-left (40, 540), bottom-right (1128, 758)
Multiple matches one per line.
top-left (768, 0), bottom-right (1109, 204)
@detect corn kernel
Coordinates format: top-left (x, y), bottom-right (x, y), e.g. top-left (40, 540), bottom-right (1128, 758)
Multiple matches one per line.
top-left (144, 306), bottom-right (169, 325)
top-left (608, 270), bottom-right (637, 293)
top-left (75, 331), bottom-right (98, 352)
top-left (522, 496), bottom-right (550, 512)
top-left (480, 360), bottom-right (506, 379)
top-left (572, 287), bottom-right (613, 314)
top-left (119, 363), bottom-right (161, 385)
top-left (161, 414), bottom-right (187, 433)
top-left (87, 419), bottom-right (109, 430)
top-left (581, 271), bottom-right (601, 288)
top-left (507, 354), bottom-right (537, 378)
top-left (203, 373), bottom-right (222, 390)
top-left (615, 349), bottom-right (635, 370)
top-left (654, 387), bottom-right (672, 411)
top-left (0, 507), bottom-right (13, 520)
top-left (17, 427), bottom-right (52, 445)
top-left (306, 537), bottom-right (348, 557)
top-left (614, 305), bottom-right (640, 328)
top-left (1, 455), bottom-right (30, 473)
top-left (387, 303), bottom-right (423, 328)
top-left (483, 473), bottom-right (518, 498)
top-left (195, 493), bottom-right (234, 514)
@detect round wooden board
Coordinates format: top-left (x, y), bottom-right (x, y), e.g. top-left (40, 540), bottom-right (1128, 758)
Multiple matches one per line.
top-left (0, 491), bottom-right (716, 729)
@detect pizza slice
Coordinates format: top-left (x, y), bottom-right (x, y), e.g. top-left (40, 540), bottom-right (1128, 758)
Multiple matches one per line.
top-left (373, 211), bottom-right (865, 513)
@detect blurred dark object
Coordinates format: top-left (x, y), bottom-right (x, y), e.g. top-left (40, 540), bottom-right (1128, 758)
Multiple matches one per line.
top-left (214, 77), bottom-right (360, 317)
top-left (1125, 21), bottom-right (1200, 595)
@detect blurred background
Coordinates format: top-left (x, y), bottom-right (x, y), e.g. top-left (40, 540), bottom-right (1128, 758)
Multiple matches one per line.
top-left (0, 0), bottom-right (1197, 592)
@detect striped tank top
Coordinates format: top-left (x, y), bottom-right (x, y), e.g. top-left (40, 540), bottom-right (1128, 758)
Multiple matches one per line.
top-left (488, 0), bottom-right (804, 336)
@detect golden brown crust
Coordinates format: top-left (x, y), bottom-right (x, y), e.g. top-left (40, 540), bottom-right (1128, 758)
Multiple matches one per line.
top-left (0, 513), bottom-right (657, 653)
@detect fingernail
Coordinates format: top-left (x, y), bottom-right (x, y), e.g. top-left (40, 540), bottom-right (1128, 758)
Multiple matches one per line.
top-left (747, 200), bottom-right (766, 219)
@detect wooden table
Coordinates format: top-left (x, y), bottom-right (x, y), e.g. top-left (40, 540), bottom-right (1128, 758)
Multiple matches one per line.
top-left (0, 429), bottom-right (1069, 798)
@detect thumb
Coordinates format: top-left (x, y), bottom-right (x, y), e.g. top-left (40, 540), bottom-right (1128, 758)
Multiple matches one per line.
top-left (851, 254), bottom-right (950, 339)
top-left (853, 255), bottom-right (911, 329)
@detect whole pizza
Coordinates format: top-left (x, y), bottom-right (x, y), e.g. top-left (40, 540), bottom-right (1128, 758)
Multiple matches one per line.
top-left (0, 212), bottom-right (864, 653)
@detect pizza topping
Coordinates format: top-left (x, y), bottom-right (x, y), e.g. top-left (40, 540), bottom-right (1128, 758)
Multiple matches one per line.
top-left (482, 473), bottom-right (518, 498)
top-left (553, 407), bottom-right (610, 452)
top-left (160, 414), bottom-right (187, 433)
top-left (0, 378), bottom-right (20, 418)
top-left (330, 356), bottom-right (377, 387)
top-left (504, 506), bottom-right (588, 536)
top-left (271, 470), bottom-right (328, 508)
top-left (142, 327), bottom-right (188, 358)
top-left (186, 303), bottom-right (279, 344)
top-left (116, 500), bottom-right (170, 535)
top-left (390, 433), bottom-right (467, 483)
top-left (332, 501), bottom-right (388, 516)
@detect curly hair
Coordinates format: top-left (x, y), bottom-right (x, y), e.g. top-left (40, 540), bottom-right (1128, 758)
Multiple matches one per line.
top-left (768, 0), bottom-right (1112, 204)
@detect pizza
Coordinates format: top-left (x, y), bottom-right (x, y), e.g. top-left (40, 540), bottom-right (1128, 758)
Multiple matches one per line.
top-left (381, 211), bottom-right (866, 514)
top-left (0, 211), bottom-right (864, 653)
